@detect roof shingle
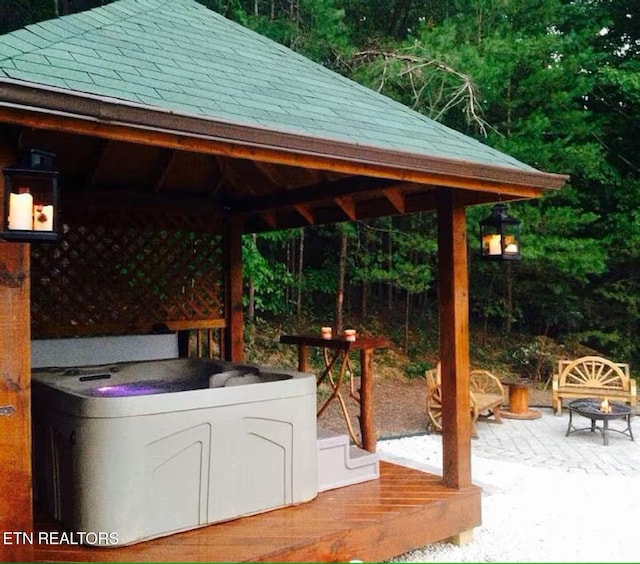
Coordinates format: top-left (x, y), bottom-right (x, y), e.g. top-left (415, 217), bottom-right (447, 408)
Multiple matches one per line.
top-left (0, 0), bottom-right (539, 173)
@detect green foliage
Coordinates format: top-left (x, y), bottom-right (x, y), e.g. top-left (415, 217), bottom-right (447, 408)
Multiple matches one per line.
top-left (0, 0), bottom-right (55, 33)
top-left (404, 360), bottom-right (433, 380)
top-left (503, 336), bottom-right (557, 381)
top-left (243, 233), bottom-right (294, 316)
top-left (304, 266), bottom-right (339, 294)
top-left (12, 0), bottom-right (640, 366)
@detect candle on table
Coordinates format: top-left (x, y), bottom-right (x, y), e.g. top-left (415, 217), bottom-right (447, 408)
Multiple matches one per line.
top-left (344, 329), bottom-right (356, 342)
top-left (321, 327), bottom-right (332, 339)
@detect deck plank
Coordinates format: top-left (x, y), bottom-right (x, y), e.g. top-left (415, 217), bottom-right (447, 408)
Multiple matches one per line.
top-left (33, 461), bottom-right (481, 563)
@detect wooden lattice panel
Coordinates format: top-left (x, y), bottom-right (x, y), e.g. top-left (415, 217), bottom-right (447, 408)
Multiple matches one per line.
top-left (31, 209), bottom-right (225, 338)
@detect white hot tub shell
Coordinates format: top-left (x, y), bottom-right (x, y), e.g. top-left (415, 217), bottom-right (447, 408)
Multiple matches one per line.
top-left (32, 358), bottom-right (318, 546)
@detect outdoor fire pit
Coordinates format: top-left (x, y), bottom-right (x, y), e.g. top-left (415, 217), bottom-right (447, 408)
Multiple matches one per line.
top-left (566, 398), bottom-right (634, 446)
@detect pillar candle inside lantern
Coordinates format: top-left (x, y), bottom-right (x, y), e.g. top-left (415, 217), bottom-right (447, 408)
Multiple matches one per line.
top-left (33, 204), bottom-right (54, 231)
top-left (488, 234), bottom-right (501, 255)
top-left (8, 191), bottom-right (34, 230)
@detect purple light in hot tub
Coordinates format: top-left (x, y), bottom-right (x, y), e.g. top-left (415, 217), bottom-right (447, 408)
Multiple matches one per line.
top-left (89, 380), bottom-right (202, 397)
top-left (94, 384), bottom-right (158, 397)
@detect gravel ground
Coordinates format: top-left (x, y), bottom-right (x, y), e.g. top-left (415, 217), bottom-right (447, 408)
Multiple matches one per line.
top-left (378, 435), bottom-right (640, 563)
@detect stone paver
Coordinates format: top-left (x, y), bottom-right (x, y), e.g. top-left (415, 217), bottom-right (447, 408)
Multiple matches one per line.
top-left (470, 407), bottom-right (640, 476)
top-left (380, 407), bottom-right (640, 478)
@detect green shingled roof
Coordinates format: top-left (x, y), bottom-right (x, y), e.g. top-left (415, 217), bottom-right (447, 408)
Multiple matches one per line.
top-left (0, 0), bottom-right (537, 173)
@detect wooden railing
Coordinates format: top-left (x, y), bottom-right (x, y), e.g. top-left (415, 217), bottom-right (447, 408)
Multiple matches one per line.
top-left (166, 319), bottom-right (226, 359)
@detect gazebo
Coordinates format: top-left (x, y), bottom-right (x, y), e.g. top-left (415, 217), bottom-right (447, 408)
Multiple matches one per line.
top-left (0, 0), bottom-right (568, 561)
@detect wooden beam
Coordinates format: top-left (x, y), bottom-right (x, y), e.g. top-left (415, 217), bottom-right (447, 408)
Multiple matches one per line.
top-left (230, 175), bottom-right (396, 214)
top-left (260, 211), bottom-right (277, 229)
top-left (154, 149), bottom-right (178, 192)
top-left (223, 214), bottom-right (244, 362)
top-left (294, 204), bottom-right (314, 225)
top-left (334, 196), bottom-right (356, 220)
top-left (219, 155), bottom-right (279, 196)
top-left (0, 104), bottom-right (568, 198)
top-left (241, 186), bottom-right (530, 234)
top-left (165, 319), bottom-right (226, 331)
top-left (437, 188), bottom-right (472, 490)
top-left (0, 143), bottom-right (34, 562)
top-left (0, 85), bottom-right (568, 193)
top-left (382, 188), bottom-right (405, 213)
top-left (89, 138), bottom-right (111, 187)
top-left (253, 160), bottom-right (289, 187)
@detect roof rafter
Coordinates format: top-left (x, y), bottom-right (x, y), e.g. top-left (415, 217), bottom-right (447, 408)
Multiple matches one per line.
top-left (334, 196), bottom-right (356, 221)
top-left (382, 188), bottom-right (405, 214)
top-left (294, 204), bottom-right (314, 225)
top-left (154, 149), bottom-right (178, 193)
top-left (228, 175), bottom-right (400, 214)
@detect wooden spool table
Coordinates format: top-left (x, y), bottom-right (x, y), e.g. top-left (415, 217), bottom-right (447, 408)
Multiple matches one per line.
top-left (501, 379), bottom-right (542, 420)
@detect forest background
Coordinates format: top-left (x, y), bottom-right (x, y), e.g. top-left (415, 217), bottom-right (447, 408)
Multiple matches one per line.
top-left (3, 0), bottom-right (639, 381)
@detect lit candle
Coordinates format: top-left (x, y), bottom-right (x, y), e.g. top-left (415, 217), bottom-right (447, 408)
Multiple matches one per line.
top-left (8, 191), bottom-right (33, 230)
top-left (344, 329), bottom-right (356, 342)
top-left (505, 243), bottom-right (518, 254)
top-left (488, 234), bottom-right (502, 255)
top-left (33, 204), bottom-right (54, 231)
top-left (321, 327), bottom-right (332, 339)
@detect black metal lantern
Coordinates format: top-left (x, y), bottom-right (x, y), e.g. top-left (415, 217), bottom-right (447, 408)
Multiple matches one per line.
top-left (479, 203), bottom-right (521, 260)
top-left (2, 149), bottom-right (59, 243)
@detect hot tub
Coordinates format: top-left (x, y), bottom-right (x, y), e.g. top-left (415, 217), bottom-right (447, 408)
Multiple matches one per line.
top-left (32, 357), bottom-right (318, 546)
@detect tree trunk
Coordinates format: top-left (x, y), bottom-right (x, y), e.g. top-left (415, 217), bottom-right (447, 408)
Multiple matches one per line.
top-left (335, 225), bottom-right (348, 334)
top-left (296, 228), bottom-right (304, 316)
top-left (505, 261), bottom-right (513, 334)
top-left (247, 233), bottom-right (256, 323)
top-left (404, 290), bottom-right (410, 351)
top-left (285, 236), bottom-right (292, 309)
top-left (387, 229), bottom-right (393, 311)
top-left (361, 281), bottom-right (368, 321)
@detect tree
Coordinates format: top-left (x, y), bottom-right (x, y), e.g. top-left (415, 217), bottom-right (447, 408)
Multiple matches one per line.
top-left (0, 0), bottom-right (55, 34)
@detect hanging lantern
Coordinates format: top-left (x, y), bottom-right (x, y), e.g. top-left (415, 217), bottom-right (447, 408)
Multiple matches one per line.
top-left (2, 149), bottom-right (59, 243)
top-left (479, 203), bottom-right (521, 260)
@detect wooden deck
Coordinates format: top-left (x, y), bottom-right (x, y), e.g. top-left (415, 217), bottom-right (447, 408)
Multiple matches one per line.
top-left (31, 461), bottom-right (481, 563)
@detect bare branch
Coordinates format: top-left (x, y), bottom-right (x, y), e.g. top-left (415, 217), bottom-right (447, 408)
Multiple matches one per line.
top-left (348, 47), bottom-right (494, 135)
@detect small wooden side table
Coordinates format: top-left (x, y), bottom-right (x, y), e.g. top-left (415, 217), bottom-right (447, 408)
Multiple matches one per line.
top-left (501, 379), bottom-right (542, 420)
top-left (279, 334), bottom-right (388, 452)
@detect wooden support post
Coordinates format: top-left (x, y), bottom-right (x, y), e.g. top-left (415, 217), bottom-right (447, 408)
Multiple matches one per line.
top-left (297, 345), bottom-right (308, 372)
top-left (447, 528), bottom-right (474, 546)
top-left (223, 214), bottom-right (245, 362)
top-left (360, 347), bottom-right (376, 452)
top-left (0, 145), bottom-right (34, 561)
top-left (437, 188), bottom-right (472, 490)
